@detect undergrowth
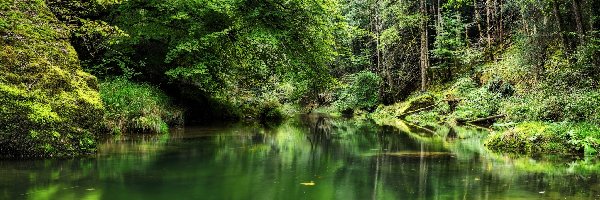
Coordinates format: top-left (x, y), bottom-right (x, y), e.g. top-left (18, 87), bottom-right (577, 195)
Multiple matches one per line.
top-left (100, 78), bottom-right (183, 134)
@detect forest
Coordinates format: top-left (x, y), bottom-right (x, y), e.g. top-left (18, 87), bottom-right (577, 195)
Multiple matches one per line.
top-left (1, 0), bottom-right (599, 158)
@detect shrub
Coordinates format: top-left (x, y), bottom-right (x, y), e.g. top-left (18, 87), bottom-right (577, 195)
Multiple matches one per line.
top-left (575, 34), bottom-right (600, 84)
top-left (100, 78), bottom-right (182, 134)
top-left (500, 87), bottom-right (600, 124)
top-left (449, 77), bottom-right (478, 96)
top-left (334, 71), bottom-right (382, 111)
top-left (451, 87), bottom-right (502, 120)
top-left (372, 93), bottom-right (439, 122)
top-left (214, 89), bottom-right (289, 122)
top-left (259, 100), bottom-right (284, 123)
top-left (500, 90), bottom-right (559, 122)
top-left (563, 90), bottom-right (600, 124)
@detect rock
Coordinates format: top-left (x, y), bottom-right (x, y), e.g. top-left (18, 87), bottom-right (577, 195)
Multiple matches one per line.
top-left (0, 0), bottom-right (104, 158)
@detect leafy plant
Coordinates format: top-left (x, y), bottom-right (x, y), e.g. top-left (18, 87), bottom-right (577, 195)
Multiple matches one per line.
top-left (334, 71), bottom-right (382, 111)
top-left (100, 78), bottom-right (182, 134)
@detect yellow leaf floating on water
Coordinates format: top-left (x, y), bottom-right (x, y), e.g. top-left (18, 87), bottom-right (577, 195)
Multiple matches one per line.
top-left (300, 181), bottom-right (315, 186)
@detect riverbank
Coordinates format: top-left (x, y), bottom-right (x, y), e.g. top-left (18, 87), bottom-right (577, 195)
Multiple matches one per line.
top-left (368, 76), bottom-right (600, 157)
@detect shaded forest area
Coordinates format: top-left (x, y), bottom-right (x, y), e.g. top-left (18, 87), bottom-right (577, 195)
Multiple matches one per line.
top-left (0, 0), bottom-right (599, 157)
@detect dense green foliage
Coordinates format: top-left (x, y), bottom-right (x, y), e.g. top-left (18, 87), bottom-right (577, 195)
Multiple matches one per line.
top-left (0, 0), bottom-right (103, 157)
top-left (100, 78), bottom-right (182, 134)
top-left (1, 0), bottom-right (349, 157)
top-left (2, 0), bottom-right (600, 157)
top-left (77, 0), bottom-right (348, 120)
top-left (334, 71), bottom-right (382, 112)
top-left (357, 0), bottom-right (600, 156)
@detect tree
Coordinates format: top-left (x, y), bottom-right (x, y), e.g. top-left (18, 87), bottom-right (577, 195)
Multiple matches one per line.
top-left (98, 0), bottom-right (347, 119)
top-left (420, 0), bottom-right (430, 91)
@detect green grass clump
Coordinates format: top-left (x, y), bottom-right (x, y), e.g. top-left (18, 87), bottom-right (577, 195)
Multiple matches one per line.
top-left (100, 78), bottom-right (183, 134)
top-left (0, 0), bottom-right (104, 158)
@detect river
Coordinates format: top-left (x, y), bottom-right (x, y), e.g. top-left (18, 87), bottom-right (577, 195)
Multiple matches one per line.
top-left (1, 115), bottom-right (599, 199)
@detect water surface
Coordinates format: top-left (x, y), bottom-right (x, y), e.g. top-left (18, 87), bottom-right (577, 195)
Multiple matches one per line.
top-left (1, 115), bottom-right (600, 199)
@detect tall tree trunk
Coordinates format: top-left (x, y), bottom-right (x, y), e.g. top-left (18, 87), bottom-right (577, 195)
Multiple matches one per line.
top-left (420, 0), bottom-right (429, 91)
top-left (552, 0), bottom-right (568, 49)
top-left (372, 0), bottom-right (385, 99)
top-left (572, 0), bottom-right (585, 44)
top-left (581, 0), bottom-right (593, 31)
top-left (474, 0), bottom-right (484, 44)
top-left (485, 0), bottom-right (492, 48)
top-left (499, 0), bottom-right (504, 40)
top-left (375, 0), bottom-right (381, 72)
top-left (492, 0), bottom-right (497, 43)
top-left (437, 0), bottom-right (442, 31)
top-left (493, 0), bottom-right (498, 32)
top-left (385, 55), bottom-right (393, 102)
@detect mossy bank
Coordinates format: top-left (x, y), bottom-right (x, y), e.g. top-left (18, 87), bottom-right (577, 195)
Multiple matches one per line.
top-left (0, 0), bottom-right (103, 158)
top-left (370, 76), bottom-right (600, 157)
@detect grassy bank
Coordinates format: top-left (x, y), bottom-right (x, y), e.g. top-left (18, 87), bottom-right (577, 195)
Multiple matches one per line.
top-left (369, 76), bottom-right (600, 156)
top-left (367, 38), bottom-right (600, 156)
top-left (486, 122), bottom-right (600, 156)
top-left (100, 78), bottom-right (183, 134)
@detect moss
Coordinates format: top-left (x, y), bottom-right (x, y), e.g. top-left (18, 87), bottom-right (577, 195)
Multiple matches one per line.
top-left (371, 93), bottom-right (436, 120)
top-left (485, 122), bottom-right (600, 156)
top-left (0, 0), bottom-right (104, 158)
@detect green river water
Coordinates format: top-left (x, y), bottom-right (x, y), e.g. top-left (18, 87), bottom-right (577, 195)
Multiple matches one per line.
top-left (1, 115), bottom-right (600, 199)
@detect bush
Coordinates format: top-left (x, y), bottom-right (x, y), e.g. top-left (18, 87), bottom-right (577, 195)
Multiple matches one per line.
top-left (334, 71), bottom-right (382, 111)
top-left (500, 87), bottom-right (600, 124)
top-left (214, 89), bottom-right (289, 122)
top-left (451, 87), bottom-right (502, 120)
top-left (575, 34), bottom-right (600, 84)
top-left (448, 77), bottom-right (478, 96)
top-left (259, 100), bottom-right (284, 123)
top-left (500, 94), bottom-right (549, 122)
top-left (563, 90), bottom-right (600, 123)
top-left (100, 78), bottom-right (182, 134)
top-left (372, 93), bottom-right (439, 122)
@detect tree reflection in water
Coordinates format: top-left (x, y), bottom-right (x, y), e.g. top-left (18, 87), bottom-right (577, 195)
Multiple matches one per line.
top-left (0, 115), bottom-right (599, 199)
